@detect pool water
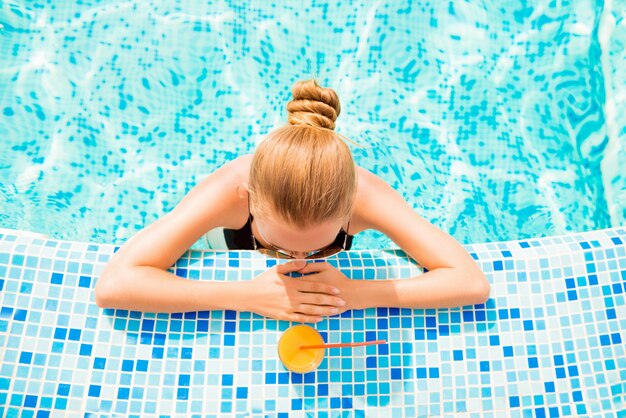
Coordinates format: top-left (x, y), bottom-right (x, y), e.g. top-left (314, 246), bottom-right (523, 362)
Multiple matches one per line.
top-left (0, 1), bottom-right (624, 249)
top-left (1, 3), bottom-right (625, 416)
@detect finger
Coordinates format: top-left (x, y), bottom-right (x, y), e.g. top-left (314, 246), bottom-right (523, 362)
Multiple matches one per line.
top-left (291, 259), bottom-right (307, 271)
top-left (297, 292), bottom-right (345, 308)
top-left (297, 278), bottom-right (341, 296)
top-left (296, 303), bottom-right (340, 316)
top-left (276, 261), bottom-right (309, 275)
top-left (290, 312), bottom-right (322, 323)
top-left (297, 261), bottom-right (331, 274)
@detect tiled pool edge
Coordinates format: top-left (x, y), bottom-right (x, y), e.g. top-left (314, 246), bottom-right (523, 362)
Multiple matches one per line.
top-left (0, 227), bottom-right (624, 416)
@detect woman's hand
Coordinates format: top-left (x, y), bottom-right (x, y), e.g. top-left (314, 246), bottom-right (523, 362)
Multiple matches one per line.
top-left (296, 262), bottom-right (356, 314)
top-left (242, 261), bottom-right (347, 323)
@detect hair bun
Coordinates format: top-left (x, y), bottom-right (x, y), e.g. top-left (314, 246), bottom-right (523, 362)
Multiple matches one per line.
top-left (286, 79), bottom-right (341, 130)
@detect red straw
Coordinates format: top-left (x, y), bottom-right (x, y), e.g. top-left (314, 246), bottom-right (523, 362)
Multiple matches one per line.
top-left (299, 340), bottom-right (386, 350)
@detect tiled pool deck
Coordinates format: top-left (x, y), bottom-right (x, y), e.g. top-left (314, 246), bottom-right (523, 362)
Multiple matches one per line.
top-left (0, 228), bottom-right (624, 416)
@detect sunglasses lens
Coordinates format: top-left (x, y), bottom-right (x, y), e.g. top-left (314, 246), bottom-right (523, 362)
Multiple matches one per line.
top-left (306, 246), bottom-right (343, 259)
top-left (257, 248), bottom-right (293, 259)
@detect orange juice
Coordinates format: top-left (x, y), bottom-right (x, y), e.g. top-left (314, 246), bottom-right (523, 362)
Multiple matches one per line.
top-left (278, 325), bottom-right (325, 373)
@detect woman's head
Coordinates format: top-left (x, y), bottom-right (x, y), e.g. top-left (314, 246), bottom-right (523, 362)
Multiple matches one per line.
top-left (249, 79), bottom-right (357, 230)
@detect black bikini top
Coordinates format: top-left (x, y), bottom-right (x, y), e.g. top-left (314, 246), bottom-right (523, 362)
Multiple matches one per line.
top-left (223, 211), bottom-right (353, 251)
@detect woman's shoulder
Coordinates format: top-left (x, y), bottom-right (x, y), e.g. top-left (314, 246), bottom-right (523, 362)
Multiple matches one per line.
top-left (355, 165), bottom-right (388, 194)
top-left (194, 154), bottom-right (253, 193)
top-left (174, 155), bottom-right (253, 230)
top-left (216, 154), bottom-right (253, 180)
top-left (350, 167), bottom-right (407, 232)
top-left (350, 166), bottom-right (393, 234)
top-left (232, 153), bottom-right (254, 169)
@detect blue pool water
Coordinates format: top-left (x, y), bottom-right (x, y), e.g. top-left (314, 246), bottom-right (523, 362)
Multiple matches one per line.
top-left (0, 1), bottom-right (624, 249)
top-left (1, 1), bottom-right (626, 417)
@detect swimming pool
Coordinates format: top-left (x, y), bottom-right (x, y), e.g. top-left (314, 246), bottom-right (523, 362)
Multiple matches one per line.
top-left (1, 0), bottom-right (625, 416)
top-left (1, 0), bottom-right (624, 248)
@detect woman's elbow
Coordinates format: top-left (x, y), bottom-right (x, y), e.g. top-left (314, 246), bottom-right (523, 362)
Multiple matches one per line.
top-left (470, 271), bottom-right (491, 304)
top-left (94, 265), bottom-right (123, 308)
top-left (95, 276), bottom-right (112, 308)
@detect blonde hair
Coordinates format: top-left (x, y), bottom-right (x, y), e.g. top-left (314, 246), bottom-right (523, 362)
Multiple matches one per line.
top-left (249, 79), bottom-right (357, 227)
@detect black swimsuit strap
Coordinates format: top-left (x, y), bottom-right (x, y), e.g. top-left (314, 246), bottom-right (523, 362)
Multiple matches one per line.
top-left (222, 195), bottom-right (255, 250)
top-left (224, 194), bottom-right (353, 251)
top-left (247, 194), bottom-right (254, 224)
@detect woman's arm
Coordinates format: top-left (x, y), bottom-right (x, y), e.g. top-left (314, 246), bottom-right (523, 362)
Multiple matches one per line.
top-left (95, 156), bottom-right (345, 321)
top-left (345, 168), bottom-right (490, 309)
top-left (95, 157), bottom-right (249, 311)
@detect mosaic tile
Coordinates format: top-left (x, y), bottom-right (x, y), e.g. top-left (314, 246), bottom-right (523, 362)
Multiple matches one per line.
top-left (0, 228), bottom-right (625, 415)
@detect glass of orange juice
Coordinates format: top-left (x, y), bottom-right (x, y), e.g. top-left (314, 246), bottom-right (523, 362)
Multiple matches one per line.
top-left (278, 324), bottom-right (325, 373)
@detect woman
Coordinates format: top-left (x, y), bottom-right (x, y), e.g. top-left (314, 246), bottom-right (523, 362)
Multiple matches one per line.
top-left (95, 79), bottom-right (490, 323)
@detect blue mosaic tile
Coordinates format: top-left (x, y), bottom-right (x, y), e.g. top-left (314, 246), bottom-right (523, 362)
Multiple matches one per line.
top-left (0, 228), bottom-right (624, 415)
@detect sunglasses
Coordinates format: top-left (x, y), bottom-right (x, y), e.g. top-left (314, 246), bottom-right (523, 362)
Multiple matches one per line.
top-left (251, 222), bottom-right (349, 260)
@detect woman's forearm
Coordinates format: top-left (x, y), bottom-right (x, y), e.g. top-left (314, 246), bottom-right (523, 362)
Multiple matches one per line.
top-left (95, 265), bottom-right (249, 313)
top-left (351, 267), bottom-right (490, 310)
